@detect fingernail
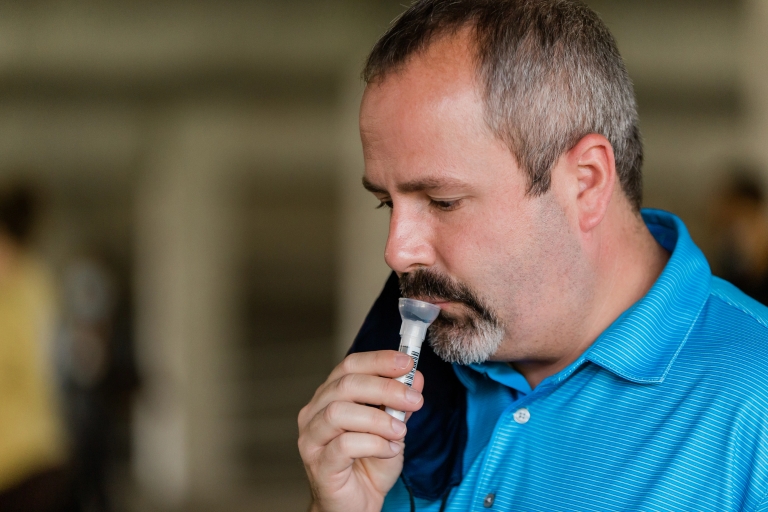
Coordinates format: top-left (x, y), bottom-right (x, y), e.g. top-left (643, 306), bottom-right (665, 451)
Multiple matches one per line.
top-left (389, 441), bottom-right (401, 454)
top-left (405, 388), bottom-right (422, 404)
top-left (391, 418), bottom-right (406, 436)
top-left (395, 353), bottom-right (411, 369)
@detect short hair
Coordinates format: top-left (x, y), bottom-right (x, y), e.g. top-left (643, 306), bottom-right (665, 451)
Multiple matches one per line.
top-left (724, 166), bottom-right (765, 206)
top-left (0, 184), bottom-right (37, 245)
top-left (364, 0), bottom-right (643, 210)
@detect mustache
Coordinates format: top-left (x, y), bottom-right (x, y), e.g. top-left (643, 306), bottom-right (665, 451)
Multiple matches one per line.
top-left (398, 269), bottom-right (496, 323)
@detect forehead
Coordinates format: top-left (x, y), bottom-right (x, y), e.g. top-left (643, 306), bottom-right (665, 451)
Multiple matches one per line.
top-left (360, 30), bottom-right (481, 135)
top-left (359, 32), bottom-right (502, 187)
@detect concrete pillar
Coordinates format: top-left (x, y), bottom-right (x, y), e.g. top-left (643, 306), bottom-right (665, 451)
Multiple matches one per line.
top-left (132, 105), bottom-right (236, 508)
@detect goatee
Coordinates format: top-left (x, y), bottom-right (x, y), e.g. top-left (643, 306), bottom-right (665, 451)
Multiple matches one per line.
top-left (398, 269), bottom-right (505, 365)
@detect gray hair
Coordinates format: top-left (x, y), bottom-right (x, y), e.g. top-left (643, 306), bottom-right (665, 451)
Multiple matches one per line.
top-left (363, 0), bottom-right (643, 210)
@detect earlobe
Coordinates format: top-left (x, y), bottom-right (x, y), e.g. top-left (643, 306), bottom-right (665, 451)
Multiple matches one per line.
top-left (570, 134), bottom-right (617, 233)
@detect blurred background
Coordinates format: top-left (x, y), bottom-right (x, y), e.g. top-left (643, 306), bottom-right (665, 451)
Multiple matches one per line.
top-left (0, 0), bottom-right (766, 511)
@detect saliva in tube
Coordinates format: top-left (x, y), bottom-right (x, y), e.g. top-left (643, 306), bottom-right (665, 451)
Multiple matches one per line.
top-left (384, 298), bottom-right (441, 421)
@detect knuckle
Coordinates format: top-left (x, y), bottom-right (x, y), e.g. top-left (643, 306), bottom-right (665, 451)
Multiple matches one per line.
top-left (297, 431), bottom-right (315, 459)
top-left (336, 432), bottom-right (353, 453)
top-left (373, 350), bottom-right (387, 368)
top-left (337, 373), bottom-right (358, 395)
top-left (297, 404), bottom-right (310, 427)
top-left (382, 377), bottom-right (401, 396)
top-left (323, 401), bottom-right (342, 426)
top-left (339, 354), bottom-right (358, 375)
top-left (372, 408), bottom-right (390, 430)
top-left (297, 435), bottom-right (308, 456)
top-left (381, 349), bottom-right (402, 370)
top-left (298, 441), bottom-right (319, 468)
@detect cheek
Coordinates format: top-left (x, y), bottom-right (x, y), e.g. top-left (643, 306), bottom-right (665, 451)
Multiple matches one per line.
top-left (430, 225), bottom-right (477, 274)
top-left (435, 196), bottom-right (577, 308)
top-left (431, 206), bottom-right (537, 288)
top-left (475, 201), bottom-right (544, 266)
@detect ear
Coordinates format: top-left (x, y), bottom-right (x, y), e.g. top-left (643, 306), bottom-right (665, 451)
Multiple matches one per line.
top-left (561, 134), bottom-right (617, 233)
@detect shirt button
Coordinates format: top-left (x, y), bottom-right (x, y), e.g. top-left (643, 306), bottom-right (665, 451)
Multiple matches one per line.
top-left (513, 407), bottom-right (530, 424)
top-left (483, 493), bottom-right (495, 508)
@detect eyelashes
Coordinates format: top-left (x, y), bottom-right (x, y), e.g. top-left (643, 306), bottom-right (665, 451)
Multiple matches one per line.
top-left (375, 199), bottom-right (463, 211)
top-left (430, 199), bottom-right (462, 211)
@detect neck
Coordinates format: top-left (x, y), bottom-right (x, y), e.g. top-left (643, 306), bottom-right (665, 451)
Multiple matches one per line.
top-left (512, 208), bottom-right (669, 388)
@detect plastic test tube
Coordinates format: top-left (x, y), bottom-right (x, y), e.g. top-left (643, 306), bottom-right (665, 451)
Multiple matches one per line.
top-left (385, 298), bottom-right (442, 421)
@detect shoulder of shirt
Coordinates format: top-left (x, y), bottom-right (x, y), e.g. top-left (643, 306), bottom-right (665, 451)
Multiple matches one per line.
top-left (708, 276), bottom-right (768, 330)
top-left (690, 277), bottom-right (768, 391)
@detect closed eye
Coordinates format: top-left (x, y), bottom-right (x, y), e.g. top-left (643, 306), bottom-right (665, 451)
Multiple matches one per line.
top-left (430, 198), bottom-right (462, 211)
top-left (374, 198), bottom-right (463, 211)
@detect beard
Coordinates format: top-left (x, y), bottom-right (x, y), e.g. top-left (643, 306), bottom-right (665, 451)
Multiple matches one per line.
top-left (398, 269), bottom-right (505, 365)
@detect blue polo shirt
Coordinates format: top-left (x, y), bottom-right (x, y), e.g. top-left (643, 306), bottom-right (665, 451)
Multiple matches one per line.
top-left (383, 209), bottom-right (768, 511)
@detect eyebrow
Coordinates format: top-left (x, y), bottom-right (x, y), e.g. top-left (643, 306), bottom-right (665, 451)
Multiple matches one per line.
top-left (362, 176), bottom-right (468, 195)
top-left (362, 176), bottom-right (388, 195)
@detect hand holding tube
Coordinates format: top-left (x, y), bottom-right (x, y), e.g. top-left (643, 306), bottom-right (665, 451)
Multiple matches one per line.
top-left (298, 350), bottom-right (425, 512)
top-left (297, 299), bottom-right (439, 511)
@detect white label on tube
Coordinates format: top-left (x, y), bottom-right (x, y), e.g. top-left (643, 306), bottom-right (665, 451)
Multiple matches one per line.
top-left (385, 335), bottom-right (423, 422)
top-left (396, 340), bottom-right (420, 388)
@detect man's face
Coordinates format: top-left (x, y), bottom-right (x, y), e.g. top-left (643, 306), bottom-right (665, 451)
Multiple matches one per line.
top-left (360, 34), bottom-right (585, 364)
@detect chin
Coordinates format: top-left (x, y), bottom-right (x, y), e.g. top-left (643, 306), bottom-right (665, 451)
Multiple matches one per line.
top-left (428, 315), bottom-right (505, 365)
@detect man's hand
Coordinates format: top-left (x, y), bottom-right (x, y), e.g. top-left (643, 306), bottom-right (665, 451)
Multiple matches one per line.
top-left (298, 350), bottom-right (425, 512)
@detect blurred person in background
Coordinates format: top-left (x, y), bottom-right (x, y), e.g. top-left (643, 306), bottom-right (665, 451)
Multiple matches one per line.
top-left (712, 169), bottom-right (768, 305)
top-left (57, 257), bottom-right (138, 512)
top-left (0, 184), bottom-right (69, 512)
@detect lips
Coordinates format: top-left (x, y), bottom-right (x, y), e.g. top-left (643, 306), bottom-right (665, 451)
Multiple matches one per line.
top-left (407, 296), bottom-right (451, 307)
top-left (420, 299), bottom-right (471, 314)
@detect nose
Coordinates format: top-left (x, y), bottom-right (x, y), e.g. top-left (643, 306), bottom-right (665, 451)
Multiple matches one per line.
top-left (384, 204), bottom-right (436, 273)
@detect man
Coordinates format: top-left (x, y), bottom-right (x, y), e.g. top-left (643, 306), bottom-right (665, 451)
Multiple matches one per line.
top-left (298, 1), bottom-right (768, 510)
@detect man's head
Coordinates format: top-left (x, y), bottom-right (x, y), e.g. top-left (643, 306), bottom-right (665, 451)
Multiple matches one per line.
top-left (364, 0), bottom-right (643, 209)
top-left (360, 0), bottom-right (646, 366)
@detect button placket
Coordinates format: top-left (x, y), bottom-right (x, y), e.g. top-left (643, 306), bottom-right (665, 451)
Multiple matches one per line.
top-left (474, 393), bottom-right (545, 510)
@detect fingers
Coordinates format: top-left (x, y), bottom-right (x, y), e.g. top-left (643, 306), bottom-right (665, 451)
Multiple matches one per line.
top-left (297, 351), bottom-right (424, 459)
top-left (299, 374), bottom-right (422, 433)
top-left (327, 350), bottom-right (413, 383)
top-left (319, 432), bottom-right (402, 475)
top-left (299, 353), bottom-right (423, 431)
top-left (303, 370), bottom-right (425, 449)
top-left (305, 401), bottom-right (407, 449)
top-left (308, 372), bottom-right (422, 424)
